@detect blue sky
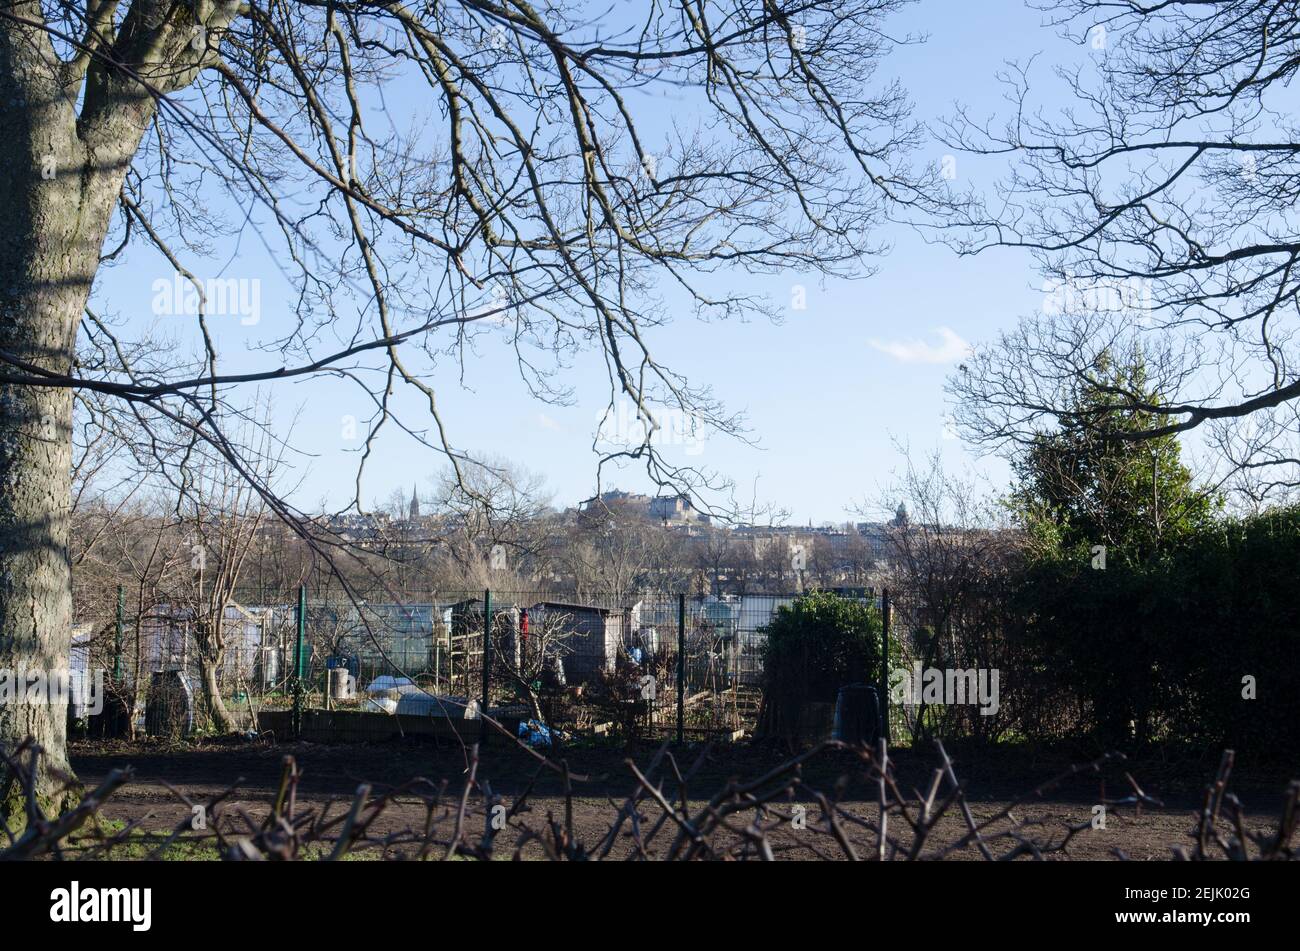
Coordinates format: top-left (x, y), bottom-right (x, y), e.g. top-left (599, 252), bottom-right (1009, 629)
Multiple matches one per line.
top-left (92, 1), bottom-right (1100, 524)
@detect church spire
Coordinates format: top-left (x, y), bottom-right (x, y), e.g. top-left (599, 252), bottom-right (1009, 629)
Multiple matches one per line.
top-left (409, 483), bottom-right (420, 519)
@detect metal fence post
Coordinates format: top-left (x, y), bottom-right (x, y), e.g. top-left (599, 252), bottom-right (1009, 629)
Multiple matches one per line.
top-left (293, 583), bottom-right (306, 739)
top-left (676, 593), bottom-right (685, 744)
top-left (114, 585), bottom-right (124, 684)
top-left (480, 588), bottom-right (492, 746)
top-left (880, 588), bottom-right (891, 744)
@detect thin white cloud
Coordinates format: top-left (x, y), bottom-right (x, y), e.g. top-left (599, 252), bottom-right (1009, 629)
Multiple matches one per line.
top-left (537, 413), bottom-right (563, 432)
top-left (869, 326), bottom-right (971, 364)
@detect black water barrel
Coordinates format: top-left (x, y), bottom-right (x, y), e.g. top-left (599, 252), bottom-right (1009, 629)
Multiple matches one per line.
top-left (145, 670), bottom-right (195, 737)
top-left (832, 683), bottom-right (881, 746)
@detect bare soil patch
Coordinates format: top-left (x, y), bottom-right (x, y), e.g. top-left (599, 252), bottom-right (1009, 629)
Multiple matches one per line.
top-left (68, 738), bottom-right (1294, 860)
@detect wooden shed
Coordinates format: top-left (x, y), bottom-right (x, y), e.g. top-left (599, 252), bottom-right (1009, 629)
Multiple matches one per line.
top-left (529, 601), bottom-right (628, 682)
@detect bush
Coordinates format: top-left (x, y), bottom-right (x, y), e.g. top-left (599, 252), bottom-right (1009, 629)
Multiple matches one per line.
top-left (1009, 507), bottom-right (1300, 756)
top-left (757, 592), bottom-right (893, 745)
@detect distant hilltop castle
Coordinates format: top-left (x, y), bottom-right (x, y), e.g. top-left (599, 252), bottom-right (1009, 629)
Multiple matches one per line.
top-left (580, 490), bottom-right (708, 526)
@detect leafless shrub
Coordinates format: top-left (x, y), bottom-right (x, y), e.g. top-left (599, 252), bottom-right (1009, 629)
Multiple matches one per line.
top-left (5, 736), bottom-right (1295, 861)
top-left (1168, 751), bottom-right (1299, 862)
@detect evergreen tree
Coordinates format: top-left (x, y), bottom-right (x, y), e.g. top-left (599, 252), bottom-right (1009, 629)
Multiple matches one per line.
top-left (1009, 352), bottom-right (1217, 565)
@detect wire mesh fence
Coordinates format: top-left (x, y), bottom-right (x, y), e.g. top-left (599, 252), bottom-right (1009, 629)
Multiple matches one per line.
top-left (71, 583), bottom-right (900, 745)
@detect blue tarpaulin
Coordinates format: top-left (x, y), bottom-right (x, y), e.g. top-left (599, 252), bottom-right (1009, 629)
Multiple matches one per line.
top-left (517, 718), bottom-right (553, 747)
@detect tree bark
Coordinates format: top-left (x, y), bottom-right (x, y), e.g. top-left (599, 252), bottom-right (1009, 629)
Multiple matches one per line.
top-left (196, 650), bottom-right (235, 733)
top-left (0, 8), bottom-right (102, 818)
top-left (0, 1), bottom-right (232, 814)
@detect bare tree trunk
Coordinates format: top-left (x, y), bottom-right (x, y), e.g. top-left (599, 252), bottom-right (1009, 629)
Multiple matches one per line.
top-left (196, 651), bottom-right (235, 733)
top-left (131, 590), bottom-right (146, 740)
top-left (522, 688), bottom-right (544, 724)
top-left (0, 14), bottom-right (98, 817)
top-left (0, 4), bottom-right (205, 812)
top-left (0, 377), bottom-right (76, 818)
